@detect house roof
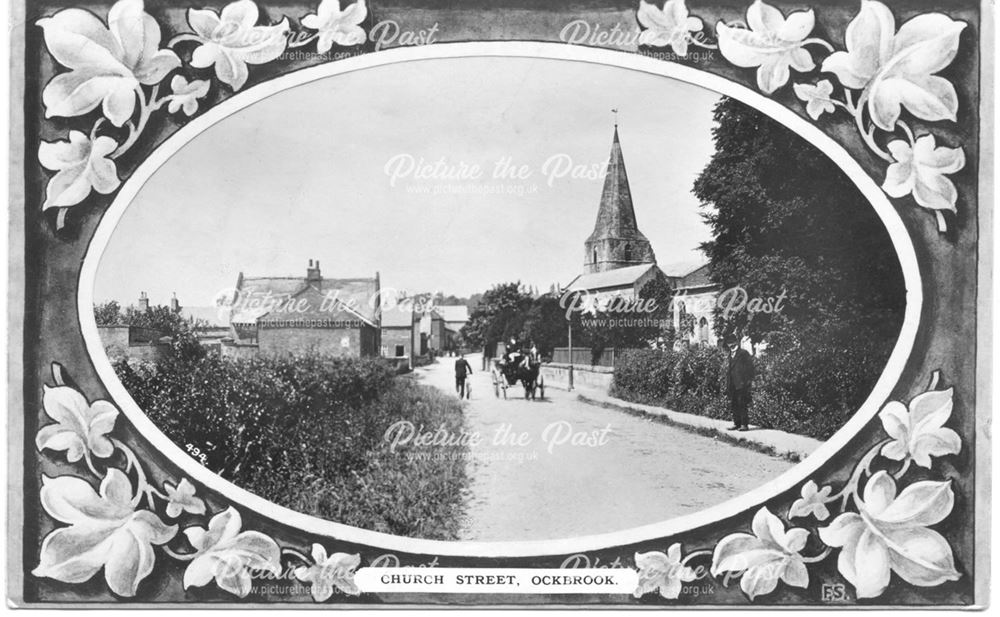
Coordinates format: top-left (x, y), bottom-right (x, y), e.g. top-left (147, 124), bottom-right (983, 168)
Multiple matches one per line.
top-left (566, 263), bottom-right (658, 292)
top-left (433, 305), bottom-right (469, 324)
top-left (230, 274), bottom-right (378, 325)
top-left (381, 307), bottom-right (415, 328)
top-left (255, 285), bottom-right (373, 326)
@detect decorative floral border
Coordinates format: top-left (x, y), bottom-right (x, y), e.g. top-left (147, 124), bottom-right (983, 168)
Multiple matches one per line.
top-left (36, 0), bottom-right (368, 229)
top-left (26, 0), bottom-right (975, 605)
top-left (637, 0), bottom-right (968, 233)
top-left (34, 362), bottom-right (962, 602)
top-left (33, 362), bottom-right (361, 601)
top-left (36, 0), bottom-right (970, 235)
top-left (633, 370), bottom-right (962, 602)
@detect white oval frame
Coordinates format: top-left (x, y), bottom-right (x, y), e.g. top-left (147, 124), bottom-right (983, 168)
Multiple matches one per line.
top-left (78, 41), bottom-right (922, 558)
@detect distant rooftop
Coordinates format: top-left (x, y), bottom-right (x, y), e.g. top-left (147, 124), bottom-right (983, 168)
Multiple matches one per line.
top-left (433, 305), bottom-right (469, 324)
top-left (179, 306), bottom-right (231, 328)
top-left (381, 307), bottom-right (415, 328)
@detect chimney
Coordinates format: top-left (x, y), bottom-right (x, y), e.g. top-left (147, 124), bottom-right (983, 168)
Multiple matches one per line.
top-left (138, 291), bottom-right (149, 312)
top-left (170, 292), bottom-right (180, 313)
top-left (307, 259), bottom-right (321, 283)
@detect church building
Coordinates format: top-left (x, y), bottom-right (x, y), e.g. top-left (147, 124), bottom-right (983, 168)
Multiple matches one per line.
top-left (563, 124), bottom-right (721, 347)
top-left (565, 125), bottom-right (665, 305)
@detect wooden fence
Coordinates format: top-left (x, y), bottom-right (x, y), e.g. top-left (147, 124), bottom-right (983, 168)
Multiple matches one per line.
top-left (551, 347), bottom-right (616, 367)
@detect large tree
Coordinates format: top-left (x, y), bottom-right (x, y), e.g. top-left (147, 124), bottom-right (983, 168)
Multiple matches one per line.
top-left (693, 97), bottom-right (905, 346)
top-left (461, 282), bottom-right (534, 351)
top-left (693, 97), bottom-right (906, 411)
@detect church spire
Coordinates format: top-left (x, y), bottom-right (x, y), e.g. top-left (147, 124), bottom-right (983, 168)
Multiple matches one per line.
top-left (583, 122), bottom-right (656, 273)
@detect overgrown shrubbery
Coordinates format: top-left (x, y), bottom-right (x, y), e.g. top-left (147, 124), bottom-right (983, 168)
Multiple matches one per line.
top-left (611, 335), bottom-right (896, 440)
top-left (115, 353), bottom-right (468, 540)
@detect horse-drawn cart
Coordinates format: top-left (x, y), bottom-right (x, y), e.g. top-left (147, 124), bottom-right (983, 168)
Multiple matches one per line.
top-left (491, 357), bottom-right (545, 400)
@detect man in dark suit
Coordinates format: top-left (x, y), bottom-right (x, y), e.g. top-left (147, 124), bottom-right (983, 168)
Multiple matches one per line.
top-left (455, 353), bottom-right (473, 399)
top-left (725, 334), bottom-right (755, 431)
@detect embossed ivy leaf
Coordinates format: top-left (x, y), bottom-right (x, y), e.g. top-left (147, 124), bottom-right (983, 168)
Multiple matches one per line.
top-left (819, 471), bottom-right (960, 598)
top-left (789, 480), bottom-right (832, 520)
top-left (183, 506), bottom-right (281, 597)
top-left (716, 0), bottom-right (816, 94)
top-left (821, 0), bottom-right (966, 131)
top-left (37, 0), bottom-right (181, 126)
top-left (793, 79), bottom-right (837, 120)
top-left (167, 75), bottom-right (211, 116)
top-left (301, 0), bottom-right (368, 53)
top-left (711, 507), bottom-right (809, 600)
top-left (187, 0), bottom-right (291, 91)
top-left (882, 135), bottom-right (965, 213)
top-left (637, 0), bottom-right (704, 57)
top-left (879, 386), bottom-right (961, 467)
top-left (32, 470), bottom-right (178, 597)
top-left (36, 383), bottom-right (120, 460)
top-left (633, 543), bottom-right (697, 599)
top-left (38, 131), bottom-right (121, 210)
top-left (293, 544), bottom-right (361, 602)
top-left (163, 478), bottom-right (207, 518)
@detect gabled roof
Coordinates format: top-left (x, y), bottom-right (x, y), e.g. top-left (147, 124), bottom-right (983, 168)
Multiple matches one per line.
top-left (659, 259), bottom-right (708, 279)
top-left (230, 274), bottom-right (378, 325)
top-left (255, 285), bottom-right (373, 326)
top-left (566, 263), bottom-right (658, 292)
top-left (381, 307), bottom-right (416, 328)
top-left (433, 305), bottom-right (469, 324)
top-left (677, 263), bottom-right (714, 289)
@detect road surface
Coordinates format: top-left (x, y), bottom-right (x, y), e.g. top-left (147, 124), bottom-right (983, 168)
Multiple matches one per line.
top-left (413, 354), bottom-right (795, 542)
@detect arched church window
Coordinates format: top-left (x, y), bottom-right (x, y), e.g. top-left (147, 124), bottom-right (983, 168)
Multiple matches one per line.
top-left (593, 249), bottom-right (597, 264)
top-left (698, 317), bottom-right (710, 344)
top-left (624, 243), bottom-right (632, 261)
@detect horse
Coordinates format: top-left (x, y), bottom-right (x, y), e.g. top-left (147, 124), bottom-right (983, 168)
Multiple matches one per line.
top-left (492, 356), bottom-right (545, 400)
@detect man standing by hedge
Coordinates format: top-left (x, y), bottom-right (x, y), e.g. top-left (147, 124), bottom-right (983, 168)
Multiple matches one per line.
top-left (725, 334), bottom-right (754, 431)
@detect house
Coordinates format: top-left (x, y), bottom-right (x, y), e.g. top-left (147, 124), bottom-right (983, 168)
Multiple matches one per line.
top-left (380, 307), bottom-right (420, 368)
top-left (224, 260), bottom-right (381, 358)
top-left (434, 305), bottom-right (469, 352)
top-left (420, 310), bottom-right (446, 354)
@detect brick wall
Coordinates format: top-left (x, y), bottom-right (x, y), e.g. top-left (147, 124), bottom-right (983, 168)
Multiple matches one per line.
top-left (382, 326), bottom-right (412, 358)
top-left (258, 325), bottom-right (377, 357)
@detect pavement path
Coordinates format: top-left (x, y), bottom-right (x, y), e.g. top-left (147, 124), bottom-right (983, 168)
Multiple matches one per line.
top-left (413, 354), bottom-right (796, 542)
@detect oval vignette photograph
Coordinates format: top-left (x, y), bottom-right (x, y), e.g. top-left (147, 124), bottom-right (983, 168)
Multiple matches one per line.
top-left (90, 56), bottom-right (908, 543)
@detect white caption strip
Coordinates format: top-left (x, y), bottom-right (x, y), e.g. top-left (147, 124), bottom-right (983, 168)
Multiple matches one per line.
top-left (355, 567), bottom-right (639, 594)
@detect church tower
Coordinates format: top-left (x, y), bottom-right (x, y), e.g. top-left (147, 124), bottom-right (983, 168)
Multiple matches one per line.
top-left (584, 125), bottom-right (656, 274)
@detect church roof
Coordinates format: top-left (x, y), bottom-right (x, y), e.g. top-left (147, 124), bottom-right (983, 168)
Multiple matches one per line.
top-left (586, 126), bottom-right (650, 244)
top-left (677, 263), bottom-right (714, 289)
top-left (565, 263), bottom-right (659, 292)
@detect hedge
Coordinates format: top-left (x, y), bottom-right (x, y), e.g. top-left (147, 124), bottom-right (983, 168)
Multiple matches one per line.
top-left (611, 337), bottom-right (894, 441)
top-left (114, 354), bottom-right (468, 540)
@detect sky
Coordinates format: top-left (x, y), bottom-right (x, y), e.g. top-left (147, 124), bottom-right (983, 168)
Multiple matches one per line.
top-left (95, 56), bottom-right (721, 307)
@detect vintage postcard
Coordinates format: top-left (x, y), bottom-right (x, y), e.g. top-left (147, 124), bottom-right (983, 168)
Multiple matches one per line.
top-left (5, 0), bottom-right (993, 608)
